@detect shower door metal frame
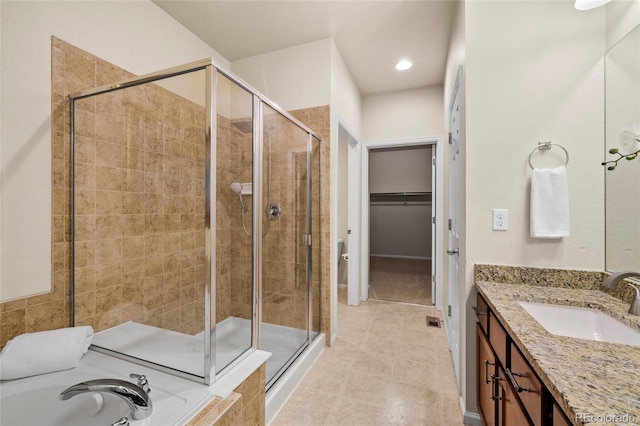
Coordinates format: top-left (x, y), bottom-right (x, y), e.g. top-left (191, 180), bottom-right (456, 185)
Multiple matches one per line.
top-left (309, 134), bottom-right (322, 344)
top-left (204, 64), bottom-right (216, 385)
top-left (69, 57), bottom-right (324, 387)
top-left (69, 59), bottom-right (217, 385)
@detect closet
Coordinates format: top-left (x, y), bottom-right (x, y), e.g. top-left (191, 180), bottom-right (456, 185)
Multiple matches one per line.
top-left (368, 145), bottom-right (433, 305)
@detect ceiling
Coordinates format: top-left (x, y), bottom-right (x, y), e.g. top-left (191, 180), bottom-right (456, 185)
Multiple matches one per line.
top-left (153, 1), bottom-right (457, 95)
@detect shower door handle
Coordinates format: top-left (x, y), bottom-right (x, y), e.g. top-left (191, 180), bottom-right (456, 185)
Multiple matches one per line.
top-left (447, 248), bottom-right (459, 255)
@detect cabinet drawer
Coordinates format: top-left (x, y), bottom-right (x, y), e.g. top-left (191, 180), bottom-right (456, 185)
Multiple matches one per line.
top-left (489, 311), bottom-right (507, 367)
top-left (475, 293), bottom-right (489, 333)
top-left (509, 342), bottom-right (543, 426)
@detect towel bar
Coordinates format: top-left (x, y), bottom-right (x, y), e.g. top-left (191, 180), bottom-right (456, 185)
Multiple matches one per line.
top-left (528, 141), bottom-right (569, 169)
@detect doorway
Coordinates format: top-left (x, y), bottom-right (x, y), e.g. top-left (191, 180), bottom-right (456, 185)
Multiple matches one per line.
top-left (359, 138), bottom-right (443, 309)
top-left (368, 145), bottom-right (433, 305)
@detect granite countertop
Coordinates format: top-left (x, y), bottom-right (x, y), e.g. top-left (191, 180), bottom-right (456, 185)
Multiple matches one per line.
top-left (476, 280), bottom-right (640, 426)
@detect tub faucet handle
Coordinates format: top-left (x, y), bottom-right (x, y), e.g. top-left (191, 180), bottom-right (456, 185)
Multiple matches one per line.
top-left (129, 373), bottom-right (150, 394)
top-left (59, 378), bottom-right (152, 420)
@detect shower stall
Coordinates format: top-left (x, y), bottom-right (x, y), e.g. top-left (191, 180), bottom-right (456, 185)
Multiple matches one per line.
top-left (68, 58), bottom-right (323, 389)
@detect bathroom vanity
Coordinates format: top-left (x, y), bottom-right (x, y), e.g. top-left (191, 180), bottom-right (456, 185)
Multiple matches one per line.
top-left (474, 265), bottom-right (640, 426)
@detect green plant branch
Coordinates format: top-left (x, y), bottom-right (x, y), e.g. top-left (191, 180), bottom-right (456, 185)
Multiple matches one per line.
top-left (602, 138), bottom-right (640, 171)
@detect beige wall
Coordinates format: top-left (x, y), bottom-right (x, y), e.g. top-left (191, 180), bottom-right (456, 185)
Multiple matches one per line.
top-left (231, 39), bottom-right (331, 111)
top-left (0, 0), bottom-right (224, 302)
top-left (329, 40), bottom-right (362, 340)
top-left (362, 86), bottom-right (444, 143)
top-left (460, 0), bottom-right (606, 417)
top-left (606, 0), bottom-right (640, 50)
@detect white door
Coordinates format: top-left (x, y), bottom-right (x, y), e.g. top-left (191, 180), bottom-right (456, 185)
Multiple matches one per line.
top-left (347, 136), bottom-right (361, 306)
top-left (431, 149), bottom-right (436, 305)
top-left (448, 66), bottom-right (463, 387)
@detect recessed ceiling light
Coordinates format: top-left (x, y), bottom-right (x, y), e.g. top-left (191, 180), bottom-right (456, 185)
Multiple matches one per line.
top-left (574, 0), bottom-right (611, 10)
top-left (395, 60), bottom-right (412, 71)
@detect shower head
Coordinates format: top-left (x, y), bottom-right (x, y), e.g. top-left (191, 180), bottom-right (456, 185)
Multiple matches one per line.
top-left (230, 182), bottom-right (247, 211)
top-left (230, 182), bottom-right (243, 194)
top-left (265, 124), bottom-right (276, 133)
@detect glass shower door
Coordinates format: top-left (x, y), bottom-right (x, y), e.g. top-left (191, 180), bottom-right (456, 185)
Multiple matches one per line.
top-left (260, 104), bottom-right (311, 388)
top-left (213, 71), bottom-right (255, 374)
top-left (71, 67), bottom-right (210, 380)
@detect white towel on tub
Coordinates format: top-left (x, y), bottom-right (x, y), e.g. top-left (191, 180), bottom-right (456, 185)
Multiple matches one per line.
top-left (530, 166), bottom-right (570, 238)
top-left (0, 326), bottom-right (93, 380)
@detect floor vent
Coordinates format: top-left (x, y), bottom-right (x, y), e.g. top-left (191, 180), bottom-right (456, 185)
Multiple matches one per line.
top-left (426, 316), bottom-right (441, 328)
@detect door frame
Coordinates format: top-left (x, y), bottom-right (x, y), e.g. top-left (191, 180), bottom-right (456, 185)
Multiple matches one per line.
top-left (336, 119), bottom-right (362, 307)
top-left (360, 137), bottom-right (444, 309)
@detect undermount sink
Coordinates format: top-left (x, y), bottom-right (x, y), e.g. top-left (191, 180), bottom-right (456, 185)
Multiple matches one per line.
top-left (518, 301), bottom-right (640, 347)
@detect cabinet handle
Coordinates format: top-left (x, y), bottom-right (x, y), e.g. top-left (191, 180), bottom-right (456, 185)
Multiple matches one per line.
top-left (472, 306), bottom-right (487, 316)
top-left (505, 368), bottom-right (531, 393)
top-left (484, 359), bottom-right (495, 384)
top-left (490, 374), bottom-right (502, 401)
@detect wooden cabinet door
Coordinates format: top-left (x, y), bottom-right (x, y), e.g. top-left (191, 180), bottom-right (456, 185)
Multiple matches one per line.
top-left (476, 293), bottom-right (489, 333)
top-left (477, 325), bottom-right (497, 426)
top-left (553, 402), bottom-right (572, 426)
top-left (509, 343), bottom-right (543, 425)
top-left (497, 368), bottom-right (533, 426)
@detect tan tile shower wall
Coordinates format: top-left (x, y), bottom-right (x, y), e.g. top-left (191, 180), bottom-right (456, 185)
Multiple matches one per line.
top-left (64, 39), bottom-right (208, 334)
top-left (215, 115), bottom-right (253, 323)
top-left (227, 120), bottom-right (254, 321)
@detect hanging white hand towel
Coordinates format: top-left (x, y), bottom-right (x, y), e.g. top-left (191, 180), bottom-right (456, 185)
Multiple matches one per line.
top-left (0, 326), bottom-right (93, 380)
top-left (530, 166), bottom-right (570, 238)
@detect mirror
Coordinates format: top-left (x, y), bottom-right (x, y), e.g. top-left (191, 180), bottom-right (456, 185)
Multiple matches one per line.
top-left (605, 23), bottom-right (640, 272)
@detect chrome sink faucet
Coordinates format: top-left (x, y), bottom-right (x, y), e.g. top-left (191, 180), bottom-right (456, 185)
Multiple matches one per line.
top-left (59, 375), bottom-right (152, 420)
top-left (602, 271), bottom-right (640, 316)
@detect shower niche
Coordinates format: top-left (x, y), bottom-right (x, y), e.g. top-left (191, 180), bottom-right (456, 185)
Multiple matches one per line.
top-left (69, 59), bottom-right (322, 386)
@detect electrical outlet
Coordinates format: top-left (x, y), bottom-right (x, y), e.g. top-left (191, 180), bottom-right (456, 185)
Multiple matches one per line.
top-left (493, 209), bottom-right (508, 231)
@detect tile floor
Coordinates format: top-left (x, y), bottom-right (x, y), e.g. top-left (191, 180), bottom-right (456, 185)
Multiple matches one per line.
top-left (369, 257), bottom-right (432, 305)
top-left (271, 288), bottom-right (464, 426)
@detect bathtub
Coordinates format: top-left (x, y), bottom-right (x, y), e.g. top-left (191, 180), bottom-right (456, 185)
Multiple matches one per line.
top-left (0, 349), bottom-right (269, 426)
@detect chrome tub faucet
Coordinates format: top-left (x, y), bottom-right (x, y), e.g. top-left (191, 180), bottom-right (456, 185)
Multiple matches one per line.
top-left (59, 375), bottom-right (152, 420)
top-left (603, 271), bottom-right (640, 316)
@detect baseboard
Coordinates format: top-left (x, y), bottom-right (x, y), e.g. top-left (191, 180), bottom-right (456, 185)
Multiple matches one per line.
top-left (459, 395), bottom-right (482, 426)
top-left (265, 335), bottom-right (325, 425)
top-left (463, 411), bottom-right (481, 426)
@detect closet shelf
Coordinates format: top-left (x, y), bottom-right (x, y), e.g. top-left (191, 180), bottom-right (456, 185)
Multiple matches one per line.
top-left (370, 192), bottom-right (432, 206)
top-left (370, 191), bottom-right (431, 196)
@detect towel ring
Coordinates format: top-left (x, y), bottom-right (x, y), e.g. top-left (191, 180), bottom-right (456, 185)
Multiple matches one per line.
top-left (528, 141), bottom-right (569, 170)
